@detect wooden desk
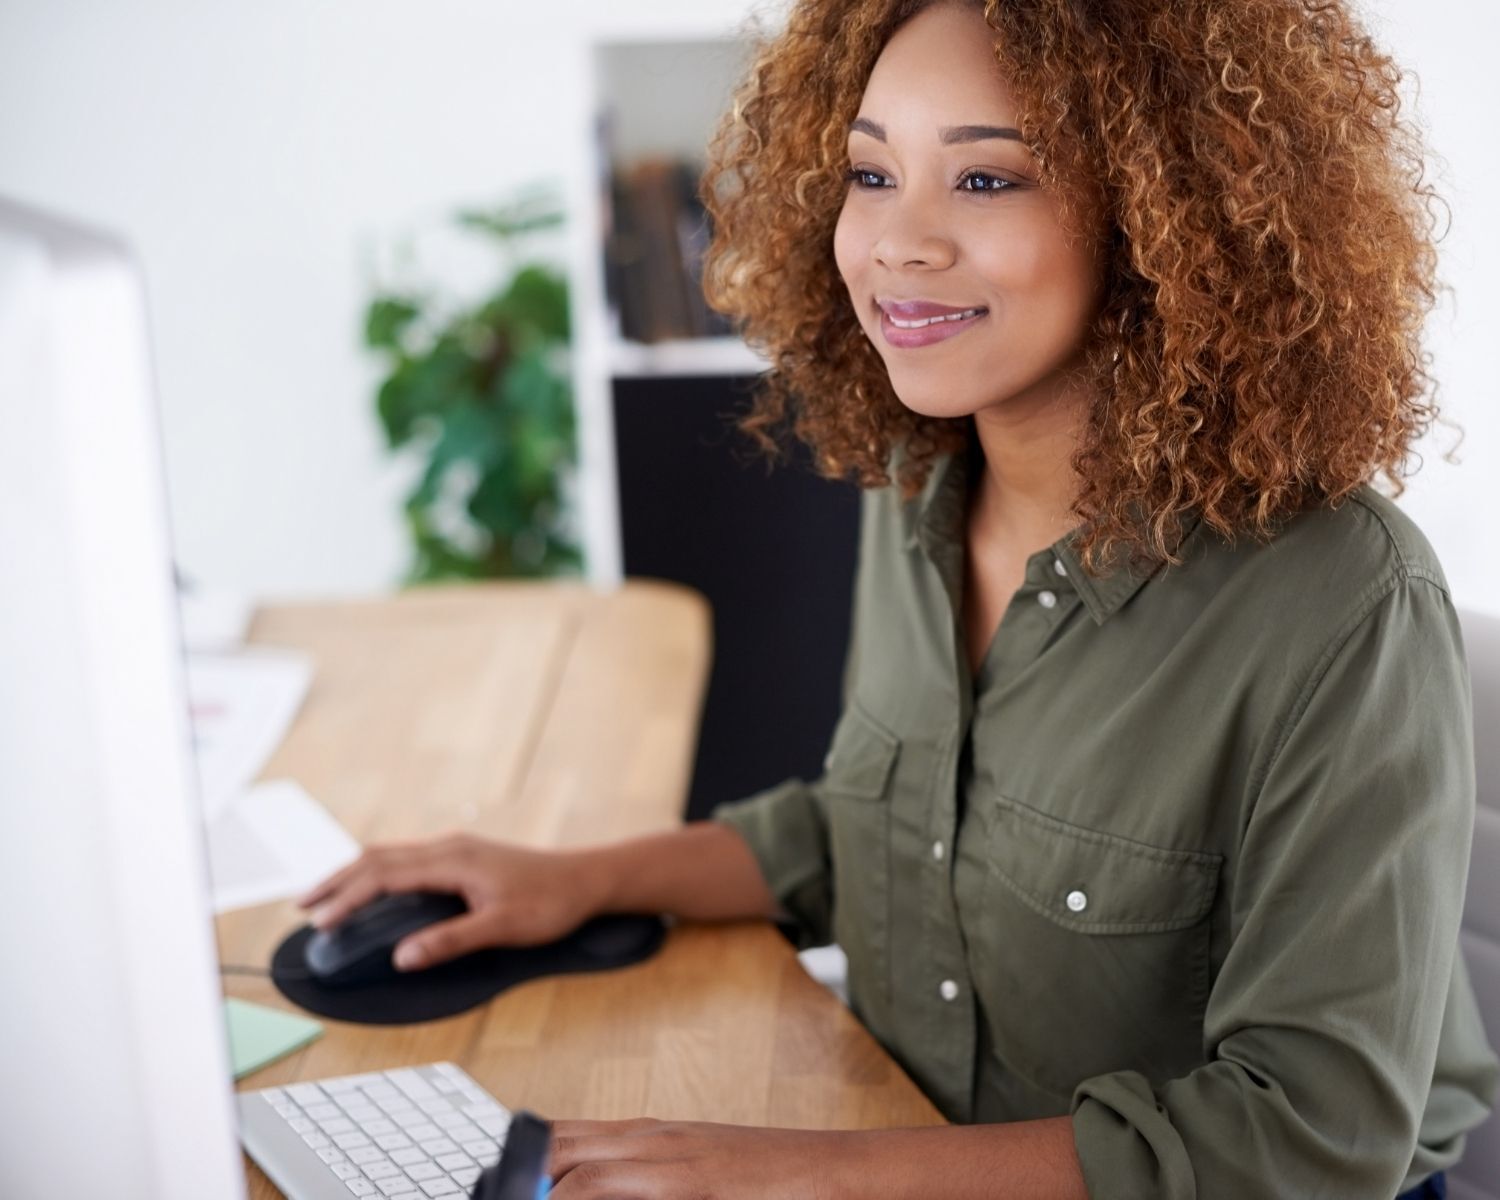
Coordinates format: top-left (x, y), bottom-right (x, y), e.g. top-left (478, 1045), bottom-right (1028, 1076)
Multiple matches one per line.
top-left (219, 580), bottom-right (942, 1198)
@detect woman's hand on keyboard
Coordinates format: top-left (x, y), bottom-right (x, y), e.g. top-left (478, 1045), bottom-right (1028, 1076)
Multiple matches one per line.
top-left (295, 833), bottom-right (607, 971)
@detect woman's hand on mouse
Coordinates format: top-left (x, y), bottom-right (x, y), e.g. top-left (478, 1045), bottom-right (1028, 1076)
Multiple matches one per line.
top-left (295, 833), bottom-right (605, 971)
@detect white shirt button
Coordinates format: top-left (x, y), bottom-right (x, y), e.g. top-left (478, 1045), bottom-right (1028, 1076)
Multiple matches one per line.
top-left (1053, 558), bottom-right (1068, 576)
top-left (939, 979), bottom-right (960, 1002)
top-left (1038, 590), bottom-right (1058, 609)
top-left (1066, 889), bottom-right (1088, 913)
top-left (931, 840), bottom-right (945, 862)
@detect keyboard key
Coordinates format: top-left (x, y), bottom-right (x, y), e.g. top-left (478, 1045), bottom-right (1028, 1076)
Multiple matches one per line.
top-left (320, 1075), bottom-right (363, 1094)
top-left (390, 1070), bottom-right (438, 1099)
top-left (318, 1147), bottom-right (348, 1164)
top-left (418, 1137), bottom-right (459, 1157)
top-left (344, 1103), bottom-right (383, 1122)
top-left (418, 1180), bottom-right (462, 1197)
top-left (288, 1117), bottom-right (315, 1134)
top-left (322, 1118), bottom-right (357, 1136)
top-left (472, 1115), bottom-right (507, 1138)
top-left (462, 1141), bottom-right (499, 1166)
top-left (442, 1121), bottom-right (481, 1145)
top-left (303, 1131), bottom-right (332, 1149)
top-left (377, 1095), bottom-right (417, 1115)
top-left (405, 1162), bottom-right (443, 1181)
top-left (406, 1124), bottom-right (442, 1143)
top-left (335, 1132), bottom-right (373, 1150)
top-left (349, 1147), bottom-right (387, 1165)
top-left (378, 1180), bottom-right (420, 1197)
top-left (363, 1118), bottom-right (398, 1136)
top-left (364, 1082), bottom-right (401, 1100)
top-left (417, 1096), bottom-right (454, 1115)
top-left (362, 1161), bottom-right (403, 1180)
top-left (306, 1103), bottom-right (342, 1120)
top-left (345, 1181), bottom-right (377, 1197)
top-left (435, 1152), bottom-right (471, 1172)
top-left (452, 1165), bottom-right (482, 1188)
top-left (432, 1074), bottom-right (463, 1094)
top-left (395, 1114), bottom-right (435, 1134)
top-left (287, 1084), bottom-right (326, 1105)
top-left (332, 1163), bottom-right (361, 1180)
top-left (376, 1132), bottom-right (413, 1151)
top-left (461, 1102), bottom-right (505, 1120)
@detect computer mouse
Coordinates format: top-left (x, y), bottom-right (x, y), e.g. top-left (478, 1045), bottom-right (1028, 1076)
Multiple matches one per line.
top-left (303, 891), bottom-right (469, 988)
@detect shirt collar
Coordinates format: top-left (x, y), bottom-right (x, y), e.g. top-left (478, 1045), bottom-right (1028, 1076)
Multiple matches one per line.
top-left (901, 434), bottom-right (1201, 625)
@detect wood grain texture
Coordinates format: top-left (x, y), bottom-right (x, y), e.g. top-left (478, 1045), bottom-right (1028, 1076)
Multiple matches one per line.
top-left (220, 580), bottom-right (942, 1198)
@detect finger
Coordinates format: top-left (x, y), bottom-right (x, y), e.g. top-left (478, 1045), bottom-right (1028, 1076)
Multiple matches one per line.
top-left (550, 1119), bottom-right (659, 1142)
top-left (548, 1123), bottom-right (663, 1177)
top-left (392, 910), bottom-right (493, 971)
top-left (296, 840), bottom-right (420, 910)
top-left (547, 1157), bottom-right (662, 1199)
top-left (305, 848), bottom-right (451, 930)
top-left (296, 853), bottom-right (368, 909)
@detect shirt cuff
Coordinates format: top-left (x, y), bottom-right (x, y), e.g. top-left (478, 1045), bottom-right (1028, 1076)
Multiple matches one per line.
top-left (711, 778), bottom-right (833, 948)
top-left (1071, 1071), bottom-right (1195, 1200)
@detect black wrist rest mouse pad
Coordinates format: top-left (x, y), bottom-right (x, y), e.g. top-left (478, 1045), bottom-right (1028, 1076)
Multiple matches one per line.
top-left (269, 914), bottom-right (668, 1025)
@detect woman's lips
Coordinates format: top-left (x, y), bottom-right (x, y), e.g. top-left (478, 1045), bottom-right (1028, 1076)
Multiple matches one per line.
top-left (876, 300), bottom-right (989, 349)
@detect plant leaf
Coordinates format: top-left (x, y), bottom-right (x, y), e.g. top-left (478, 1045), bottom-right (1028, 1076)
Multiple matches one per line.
top-left (365, 295), bottom-right (421, 352)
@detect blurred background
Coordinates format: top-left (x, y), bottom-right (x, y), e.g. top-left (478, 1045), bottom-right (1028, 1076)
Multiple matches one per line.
top-left (2, 0), bottom-right (1496, 817)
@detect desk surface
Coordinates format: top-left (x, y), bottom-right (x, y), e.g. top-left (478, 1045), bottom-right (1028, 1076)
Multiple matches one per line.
top-left (220, 580), bottom-right (941, 1199)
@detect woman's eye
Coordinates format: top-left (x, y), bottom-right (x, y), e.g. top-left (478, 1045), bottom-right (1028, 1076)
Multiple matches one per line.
top-left (958, 170), bottom-right (1014, 193)
top-left (842, 167), bottom-right (1017, 193)
top-left (843, 167), bottom-right (889, 190)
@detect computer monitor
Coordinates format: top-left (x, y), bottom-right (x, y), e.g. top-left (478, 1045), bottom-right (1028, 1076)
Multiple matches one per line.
top-left (0, 196), bottom-right (248, 1198)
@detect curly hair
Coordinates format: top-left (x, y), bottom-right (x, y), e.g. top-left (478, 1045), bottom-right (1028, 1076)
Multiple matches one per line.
top-left (700, 0), bottom-right (1452, 574)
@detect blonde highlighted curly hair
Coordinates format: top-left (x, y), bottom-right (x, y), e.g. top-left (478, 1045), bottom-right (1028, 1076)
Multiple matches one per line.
top-left (700, 0), bottom-right (1452, 574)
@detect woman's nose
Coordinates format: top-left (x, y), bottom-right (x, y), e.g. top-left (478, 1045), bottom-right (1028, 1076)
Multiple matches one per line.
top-left (871, 194), bottom-right (957, 270)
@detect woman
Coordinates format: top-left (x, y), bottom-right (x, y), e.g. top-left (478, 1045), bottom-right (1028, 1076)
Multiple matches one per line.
top-left (300, 1), bottom-right (1498, 1195)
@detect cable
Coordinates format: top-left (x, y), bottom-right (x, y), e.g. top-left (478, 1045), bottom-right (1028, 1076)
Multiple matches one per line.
top-left (220, 963), bottom-right (317, 981)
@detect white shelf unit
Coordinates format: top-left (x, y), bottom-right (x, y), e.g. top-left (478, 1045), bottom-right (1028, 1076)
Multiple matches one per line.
top-left (607, 334), bottom-right (768, 379)
top-left (565, 26), bottom-right (769, 589)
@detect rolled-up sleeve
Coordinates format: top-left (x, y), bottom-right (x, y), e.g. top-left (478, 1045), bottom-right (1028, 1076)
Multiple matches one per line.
top-left (1071, 572), bottom-right (1494, 1197)
top-left (712, 776), bottom-right (835, 947)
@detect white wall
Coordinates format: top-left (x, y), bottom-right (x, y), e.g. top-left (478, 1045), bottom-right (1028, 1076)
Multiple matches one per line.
top-left (1, 0), bottom-right (1496, 613)
top-left (1362, 0), bottom-right (1500, 618)
top-left (0, 0), bottom-right (765, 600)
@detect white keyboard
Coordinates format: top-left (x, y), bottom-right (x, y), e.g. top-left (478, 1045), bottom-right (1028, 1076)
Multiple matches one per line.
top-left (237, 1062), bottom-right (511, 1199)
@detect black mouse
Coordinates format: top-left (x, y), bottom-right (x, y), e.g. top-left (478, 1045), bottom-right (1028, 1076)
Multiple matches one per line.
top-left (303, 891), bottom-right (468, 988)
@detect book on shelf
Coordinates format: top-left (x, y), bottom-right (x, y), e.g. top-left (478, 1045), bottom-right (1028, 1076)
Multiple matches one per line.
top-left (604, 156), bottom-right (734, 345)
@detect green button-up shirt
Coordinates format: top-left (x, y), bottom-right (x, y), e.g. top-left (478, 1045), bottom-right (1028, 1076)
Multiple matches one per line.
top-left (713, 435), bottom-right (1498, 1198)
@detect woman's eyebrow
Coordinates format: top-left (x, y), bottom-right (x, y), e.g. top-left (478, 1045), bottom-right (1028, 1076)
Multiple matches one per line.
top-left (848, 117), bottom-right (1024, 144)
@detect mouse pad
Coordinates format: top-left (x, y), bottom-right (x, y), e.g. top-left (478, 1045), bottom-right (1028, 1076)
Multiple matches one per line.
top-left (269, 914), bottom-right (668, 1025)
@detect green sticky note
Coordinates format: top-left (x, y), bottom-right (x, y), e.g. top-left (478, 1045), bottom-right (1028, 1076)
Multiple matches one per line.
top-left (224, 998), bottom-right (324, 1080)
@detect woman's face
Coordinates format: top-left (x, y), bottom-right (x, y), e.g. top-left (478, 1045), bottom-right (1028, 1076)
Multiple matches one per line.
top-left (834, 1), bottom-right (1106, 422)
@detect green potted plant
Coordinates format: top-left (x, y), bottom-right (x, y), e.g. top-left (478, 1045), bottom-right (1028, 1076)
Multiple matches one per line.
top-left (364, 187), bottom-right (582, 583)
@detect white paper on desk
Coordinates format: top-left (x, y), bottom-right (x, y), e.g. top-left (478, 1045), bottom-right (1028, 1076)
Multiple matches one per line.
top-left (186, 648), bottom-right (313, 824)
top-left (206, 779), bottom-right (361, 914)
top-left (177, 583), bottom-right (254, 651)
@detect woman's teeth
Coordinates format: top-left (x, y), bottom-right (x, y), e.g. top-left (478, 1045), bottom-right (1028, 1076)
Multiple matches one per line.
top-left (885, 307), bottom-right (986, 329)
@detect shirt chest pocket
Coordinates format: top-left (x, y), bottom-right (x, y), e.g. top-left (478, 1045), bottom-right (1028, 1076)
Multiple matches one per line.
top-left (821, 701), bottom-right (900, 1017)
top-left (970, 795), bottom-right (1222, 1098)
